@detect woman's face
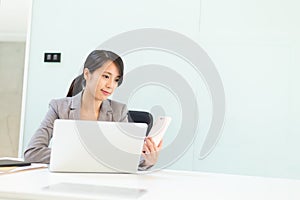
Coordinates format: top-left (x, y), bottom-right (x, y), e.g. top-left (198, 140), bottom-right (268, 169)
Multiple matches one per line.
top-left (84, 61), bottom-right (121, 101)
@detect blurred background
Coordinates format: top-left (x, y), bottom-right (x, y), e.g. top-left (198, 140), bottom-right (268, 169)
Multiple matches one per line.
top-left (0, 0), bottom-right (31, 157)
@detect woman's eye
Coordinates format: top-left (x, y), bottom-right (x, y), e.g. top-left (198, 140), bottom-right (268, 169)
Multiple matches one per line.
top-left (115, 79), bottom-right (119, 82)
top-left (103, 75), bottom-right (109, 79)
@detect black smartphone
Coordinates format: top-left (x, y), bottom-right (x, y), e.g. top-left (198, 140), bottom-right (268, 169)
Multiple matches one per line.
top-left (0, 159), bottom-right (31, 167)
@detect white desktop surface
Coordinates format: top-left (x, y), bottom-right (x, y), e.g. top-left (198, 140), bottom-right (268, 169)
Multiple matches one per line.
top-left (0, 168), bottom-right (299, 200)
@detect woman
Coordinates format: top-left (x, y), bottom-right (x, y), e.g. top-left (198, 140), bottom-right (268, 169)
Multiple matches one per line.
top-left (24, 50), bottom-right (162, 170)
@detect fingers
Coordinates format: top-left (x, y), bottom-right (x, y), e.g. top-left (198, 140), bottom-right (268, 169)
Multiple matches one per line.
top-left (158, 139), bottom-right (163, 150)
top-left (142, 138), bottom-right (164, 167)
top-left (142, 137), bottom-right (164, 156)
top-left (143, 144), bottom-right (150, 154)
top-left (143, 137), bottom-right (163, 151)
top-left (141, 152), bottom-right (146, 159)
top-left (146, 137), bottom-right (157, 152)
top-left (141, 143), bottom-right (151, 160)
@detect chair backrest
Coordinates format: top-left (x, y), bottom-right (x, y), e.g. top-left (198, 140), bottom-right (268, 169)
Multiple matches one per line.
top-left (128, 110), bottom-right (153, 136)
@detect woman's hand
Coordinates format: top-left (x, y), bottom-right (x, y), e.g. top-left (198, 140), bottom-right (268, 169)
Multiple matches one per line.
top-left (141, 137), bottom-right (163, 167)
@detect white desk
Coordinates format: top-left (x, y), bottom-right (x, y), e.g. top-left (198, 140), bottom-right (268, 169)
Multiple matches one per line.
top-left (0, 168), bottom-right (299, 200)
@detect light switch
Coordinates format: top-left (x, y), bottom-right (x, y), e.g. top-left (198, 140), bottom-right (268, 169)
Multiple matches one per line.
top-left (44, 53), bottom-right (61, 62)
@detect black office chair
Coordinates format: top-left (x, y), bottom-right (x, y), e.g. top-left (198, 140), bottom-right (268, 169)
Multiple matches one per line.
top-left (128, 110), bottom-right (153, 136)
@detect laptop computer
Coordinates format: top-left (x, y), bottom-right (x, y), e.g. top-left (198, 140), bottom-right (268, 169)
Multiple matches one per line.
top-left (49, 119), bottom-right (148, 173)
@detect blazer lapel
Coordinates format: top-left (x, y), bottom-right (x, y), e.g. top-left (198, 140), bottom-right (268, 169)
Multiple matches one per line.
top-left (99, 100), bottom-right (113, 121)
top-left (69, 92), bottom-right (82, 120)
top-left (68, 91), bottom-right (113, 121)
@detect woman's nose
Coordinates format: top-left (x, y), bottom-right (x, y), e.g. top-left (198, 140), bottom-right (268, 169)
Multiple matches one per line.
top-left (106, 78), bottom-right (113, 88)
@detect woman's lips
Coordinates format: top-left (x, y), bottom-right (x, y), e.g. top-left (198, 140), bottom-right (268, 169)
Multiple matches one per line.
top-left (101, 90), bottom-right (111, 96)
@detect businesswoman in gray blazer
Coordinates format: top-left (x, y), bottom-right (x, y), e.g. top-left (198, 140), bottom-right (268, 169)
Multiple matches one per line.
top-left (24, 50), bottom-right (162, 170)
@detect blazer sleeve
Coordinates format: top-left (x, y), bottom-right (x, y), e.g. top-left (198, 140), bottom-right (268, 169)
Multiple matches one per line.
top-left (119, 104), bottom-right (129, 122)
top-left (24, 99), bottom-right (59, 164)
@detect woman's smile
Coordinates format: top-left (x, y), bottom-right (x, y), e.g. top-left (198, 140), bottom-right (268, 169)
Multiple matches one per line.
top-left (101, 89), bottom-right (111, 96)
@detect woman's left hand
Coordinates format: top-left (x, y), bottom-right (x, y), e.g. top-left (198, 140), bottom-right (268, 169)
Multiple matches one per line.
top-left (141, 137), bottom-right (163, 167)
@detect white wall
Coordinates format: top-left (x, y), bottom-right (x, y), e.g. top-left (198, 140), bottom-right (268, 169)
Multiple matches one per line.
top-left (0, 0), bottom-right (31, 41)
top-left (194, 0), bottom-right (300, 179)
top-left (21, 0), bottom-right (300, 179)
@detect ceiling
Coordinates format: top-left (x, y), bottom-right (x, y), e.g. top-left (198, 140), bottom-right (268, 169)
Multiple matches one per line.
top-left (0, 0), bottom-right (31, 41)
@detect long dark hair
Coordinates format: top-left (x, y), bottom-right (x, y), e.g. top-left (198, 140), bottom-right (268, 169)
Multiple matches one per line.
top-left (66, 50), bottom-right (124, 97)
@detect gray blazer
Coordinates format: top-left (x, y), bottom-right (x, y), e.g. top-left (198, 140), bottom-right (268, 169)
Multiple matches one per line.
top-left (24, 91), bottom-right (128, 164)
